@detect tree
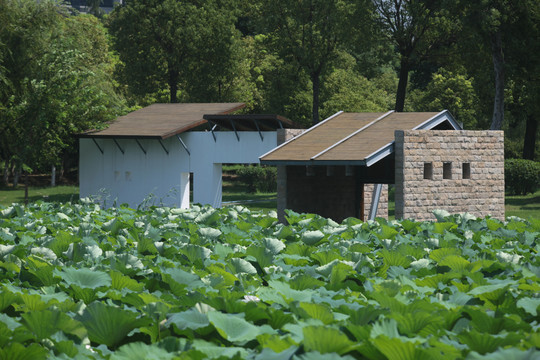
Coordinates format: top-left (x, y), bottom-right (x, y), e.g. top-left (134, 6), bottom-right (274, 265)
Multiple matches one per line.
top-left (0, 0), bottom-right (125, 188)
top-left (372, 0), bottom-right (457, 112)
top-left (409, 68), bottom-right (480, 128)
top-left (108, 0), bottom-right (238, 104)
top-left (259, 0), bottom-right (373, 125)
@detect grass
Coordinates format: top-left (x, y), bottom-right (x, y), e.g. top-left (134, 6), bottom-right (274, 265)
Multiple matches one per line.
top-left (0, 185), bottom-right (79, 205)
top-left (1, 182), bottom-right (539, 220)
top-left (505, 189), bottom-right (540, 220)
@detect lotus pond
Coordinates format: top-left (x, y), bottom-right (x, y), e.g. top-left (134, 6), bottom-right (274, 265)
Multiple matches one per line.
top-left (0, 202), bottom-right (539, 359)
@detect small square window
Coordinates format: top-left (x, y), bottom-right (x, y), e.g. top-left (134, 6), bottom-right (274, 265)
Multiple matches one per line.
top-left (462, 163), bottom-right (471, 179)
top-left (424, 163), bottom-right (433, 180)
top-left (443, 162), bottom-right (452, 179)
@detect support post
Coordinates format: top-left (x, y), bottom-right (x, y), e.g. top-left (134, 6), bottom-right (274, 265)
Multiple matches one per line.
top-left (368, 184), bottom-right (383, 220)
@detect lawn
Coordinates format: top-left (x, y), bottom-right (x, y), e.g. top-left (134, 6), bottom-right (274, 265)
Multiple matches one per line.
top-left (1, 183), bottom-right (539, 219)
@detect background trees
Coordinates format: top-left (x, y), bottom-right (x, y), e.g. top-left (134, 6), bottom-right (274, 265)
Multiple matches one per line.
top-left (0, 0), bottom-right (538, 187)
top-left (0, 0), bottom-right (125, 187)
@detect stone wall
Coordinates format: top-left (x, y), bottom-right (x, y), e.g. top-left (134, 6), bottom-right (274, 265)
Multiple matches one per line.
top-left (363, 184), bottom-right (389, 221)
top-left (394, 130), bottom-right (505, 221)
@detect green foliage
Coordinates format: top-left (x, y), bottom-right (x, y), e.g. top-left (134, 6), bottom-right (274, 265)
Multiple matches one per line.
top-left (0, 1), bottom-right (126, 174)
top-left (0, 202), bottom-right (539, 358)
top-left (236, 165), bottom-right (277, 193)
top-left (409, 69), bottom-right (480, 129)
top-left (505, 159), bottom-right (540, 195)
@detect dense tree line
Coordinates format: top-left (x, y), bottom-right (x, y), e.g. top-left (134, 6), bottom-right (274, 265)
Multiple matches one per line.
top-left (0, 0), bottom-right (538, 189)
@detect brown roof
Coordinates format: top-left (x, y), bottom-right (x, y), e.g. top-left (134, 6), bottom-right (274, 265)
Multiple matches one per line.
top-left (260, 110), bottom-right (460, 166)
top-left (80, 103), bottom-right (245, 139)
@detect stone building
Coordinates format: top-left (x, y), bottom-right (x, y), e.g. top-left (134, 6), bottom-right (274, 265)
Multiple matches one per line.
top-left (260, 110), bottom-right (505, 222)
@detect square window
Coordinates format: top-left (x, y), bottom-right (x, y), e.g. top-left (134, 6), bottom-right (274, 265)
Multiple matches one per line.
top-left (462, 163), bottom-right (471, 179)
top-left (424, 163), bottom-right (433, 180)
top-left (443, 162), bottom-right (452, 179)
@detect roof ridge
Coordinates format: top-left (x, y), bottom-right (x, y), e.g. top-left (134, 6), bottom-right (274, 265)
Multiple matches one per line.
top-left (310, 110), bottom-right (394, 160)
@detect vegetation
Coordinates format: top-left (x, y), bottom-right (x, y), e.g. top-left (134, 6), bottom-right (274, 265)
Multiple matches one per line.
top-left (504, 159), bottom-right (540, 195)
top-left (236, 166), bottom-right (277, 193)
top-left (0, 203), bottom-right (538, 358)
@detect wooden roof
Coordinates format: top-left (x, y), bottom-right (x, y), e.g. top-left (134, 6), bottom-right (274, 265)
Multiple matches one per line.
top-left (80, 103), bottom-right (245, 139)
top-left (260, 110), bottom-right (461, 166)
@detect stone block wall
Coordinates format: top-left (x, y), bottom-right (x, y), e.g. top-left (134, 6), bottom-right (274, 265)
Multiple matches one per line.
top-left (394, 130), bottom-right (505, 221)
top-left (363, 184), bottom-right (389, 221)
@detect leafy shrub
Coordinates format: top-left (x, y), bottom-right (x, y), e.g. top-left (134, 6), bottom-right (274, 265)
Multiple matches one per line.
top-left (236, 165), bottom-right (277, 193)
top-left (505, 159), bottom-right (540, 195)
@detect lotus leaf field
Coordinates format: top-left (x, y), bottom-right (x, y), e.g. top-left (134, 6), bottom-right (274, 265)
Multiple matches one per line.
top-left (0, 201), bottom-right (539, 360)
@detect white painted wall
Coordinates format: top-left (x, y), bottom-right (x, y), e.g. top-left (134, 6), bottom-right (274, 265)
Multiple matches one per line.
top-left (79, 131), bottom-right (278, 208)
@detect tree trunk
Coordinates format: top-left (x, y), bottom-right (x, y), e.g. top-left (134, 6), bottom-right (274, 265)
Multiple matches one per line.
top-left (490, 31), bottom-right (505, 130)
top-left (312, 72), bottom-right (320, 125)
top-left (395, 57), bottom-right (409, 112)
top-left (51, 165), bottom-right (56, 187)
top-left (24, 172), bottom-right (28, 206)
top-left (13, 164), bottom-right (20, 188)
top-left (168, 68), bottom-right (179, 103)
top-left (2, 158), bottom-right (8, 186)
top-left (522, 114), bottom-right (538, 160)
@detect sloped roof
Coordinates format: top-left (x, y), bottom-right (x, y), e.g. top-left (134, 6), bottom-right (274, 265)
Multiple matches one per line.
top-left (260, 110), bottom-right (461, 166)
top-left (80, 103), bottom-right (246, 139)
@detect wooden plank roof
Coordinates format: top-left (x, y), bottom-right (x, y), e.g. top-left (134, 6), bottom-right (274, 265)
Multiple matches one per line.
top-left (260, 110), bottom-right (461, 166)
top-left (80, 103), bottom-right (246, 139)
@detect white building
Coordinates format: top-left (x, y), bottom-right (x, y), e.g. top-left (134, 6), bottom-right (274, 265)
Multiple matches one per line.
top-left (79, 103), bottom-right (299, 208)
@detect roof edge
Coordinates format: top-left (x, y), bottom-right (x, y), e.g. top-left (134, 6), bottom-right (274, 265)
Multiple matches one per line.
top-left (413, 110), bottom-right (462, 131)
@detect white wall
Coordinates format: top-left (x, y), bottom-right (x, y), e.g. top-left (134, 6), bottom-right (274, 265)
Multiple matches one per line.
top-left (79, 131), bottom-right (278, 208)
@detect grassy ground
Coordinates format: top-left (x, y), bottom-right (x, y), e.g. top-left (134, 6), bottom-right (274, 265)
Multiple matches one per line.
top-left (505, 189), bottom-right (540, 220)
top-left (1, 183), bottom-right (539, 220)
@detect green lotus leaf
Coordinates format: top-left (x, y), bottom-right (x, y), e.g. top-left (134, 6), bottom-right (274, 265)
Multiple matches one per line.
top-left (207, 311), bottom-right (259, 342)
top-left (302, 325), bottom-right (358, 355)
top-left (429, 248), bottom-right (461, 262)
top-left (296, 302), bottom-right (334, 325)
top-left (246, 246), bottom-right (274, 269)
top-left (21, 309), bottom-right (86, 340)
top-left (167, 308), bottom-right (210, 331)
top-left (110, 342), bottom-right (175, 360)
top-left (198, 227), bottom-right (222, 239)
top-left (0, 342), bottom-right (48, 360)
top-left (0, 286), bottom-right (19, 312)
top-left (439, 255), bottom-right (471, 272)
top-left (371, 318), bottom-right (401, 339)
top-left (55, 267), bottom-right (111, 289)
top-left (194, 209), bottom-right (221, 225)
top-left (466, 348), bottom-right (540, 360)
top-left (267, 280), bottom-right (314, 303)
top-left (516, 297), bottom-right (540, 316)
top-left (254, 346), bottom-right (298, 360)
top-left (372, 336), bottom-right (431, 360)
top-left (458, 330), bottom-right (522, 355)
top-left (191, 339), bottom-right (249, 359)
top-left (257, 333), bottom-right (298, 353)
top-left (228, 258), bottom-right (257, 275)
top-left (75, 302), bottom-right (150, 348)
top-left (262, 238), bottom-right (286, 254)
top-left (295, 351), bottom-right (356, 360)
top-left (302, 230), bottom-right (325, 245)
top-left (110, 271), bottom-right (144, 292)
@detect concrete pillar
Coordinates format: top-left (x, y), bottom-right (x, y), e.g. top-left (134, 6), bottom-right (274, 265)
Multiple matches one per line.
top-left (179, 172), bottom-right (190, 209)
top-left (193, 163), bottom-right (222, 208)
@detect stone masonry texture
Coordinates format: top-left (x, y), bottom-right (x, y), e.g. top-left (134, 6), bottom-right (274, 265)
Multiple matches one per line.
top-left (394, 130), bottom-right (505, 221)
